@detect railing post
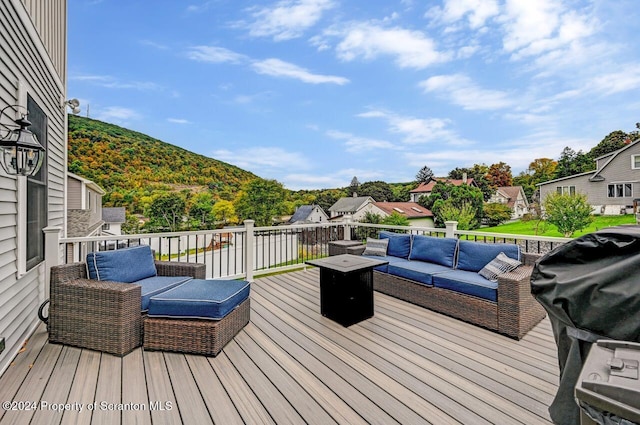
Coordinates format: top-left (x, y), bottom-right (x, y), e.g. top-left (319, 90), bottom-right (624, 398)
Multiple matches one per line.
top-left (445, 221), bottom-right (458, 238)
top-left (244, 220), bottom-right (255, 282)
top-left (43, 226), bottom-right (62, 299)
top-left (344, 216), bottom-right (352, 241)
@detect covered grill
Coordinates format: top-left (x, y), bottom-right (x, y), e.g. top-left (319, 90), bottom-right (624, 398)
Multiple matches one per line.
top-left (531, 227), bottom-right (640, 424)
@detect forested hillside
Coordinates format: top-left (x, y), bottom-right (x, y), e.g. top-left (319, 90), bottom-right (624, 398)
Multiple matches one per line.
top-left (67, 115), bottom-right (259, 213)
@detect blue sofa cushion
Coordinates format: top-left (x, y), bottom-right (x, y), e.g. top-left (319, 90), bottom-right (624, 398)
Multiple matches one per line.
top-left (86, 245), bottom-right (157, 283)
top-left (387, 261), bottom-right (451, 286)
top-left (379, 231), bottom-right (411, 259)
top-left (433, 270), bottom-right (498, 302)
top-left (362, 254), bottom-right (409, 273)
top-left (456, 240), bottom-right (520, 273)
top-left (148, 279), bottom-right (251, 320)
top-left (409, 235), bottom-right (458, 268)
top-left (136, 275), bottom-right (193, 311)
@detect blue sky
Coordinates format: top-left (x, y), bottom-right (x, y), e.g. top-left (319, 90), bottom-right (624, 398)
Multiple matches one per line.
top-left (68, 0), bottom-right (640, 190)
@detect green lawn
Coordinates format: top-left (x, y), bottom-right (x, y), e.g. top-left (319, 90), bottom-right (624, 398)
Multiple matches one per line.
top-left (481, 214), bottom-right (637, 238)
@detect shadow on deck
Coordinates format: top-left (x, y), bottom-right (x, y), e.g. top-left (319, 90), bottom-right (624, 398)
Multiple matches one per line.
top-left (0, 268), bottom-right (558, 424)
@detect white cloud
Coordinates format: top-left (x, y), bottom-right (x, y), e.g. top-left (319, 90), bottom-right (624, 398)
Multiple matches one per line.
top-left (328, 22), bottom-right (448, 69)
top-left (212, 147), bottom-right (311, 172)
top-left (251, 58), bottom-right (349, 85)
top-left (326, 130), bottom-right (396, 152)
top-left (168, 118), bottom-right (190, 124)
top-left (95, 107), bottom-right (141, 122)
top-left (419, 73), bottom-right (514, 110)
top-left (244, 0), bottom-right (336, 41)
top-left (500, 0), bottom-right (597, 60)
top-left (186, 46), bottom-right (248, 64)
top-left (358, 110), bottom-right (469, 145)
top-left (427, 0), bottom-right (499, 29)
top-left (72, 74), bottom-right (160, 91)
top-left (587, 64), bottom-right (640, 95)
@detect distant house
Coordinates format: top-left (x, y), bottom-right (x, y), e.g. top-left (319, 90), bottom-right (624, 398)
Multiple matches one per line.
top-left (370, 202), bottom-right (434, 227)
top-left (489, 186), bottom-right (529, 219)
top-left (538, 141), bottom-right (640, 215)
top-left (328, 196), bottom-right (376, 221)
top-left (409, 177), bottom-right (477, 202)
top-left (288, 205), bottom-right (329, 225)
top-left (102, 207), bottom-right (126, 235)
top-left (66, 172), bottom-right (106, 237)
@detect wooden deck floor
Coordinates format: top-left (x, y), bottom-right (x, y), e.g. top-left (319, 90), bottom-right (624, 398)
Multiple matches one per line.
top-left (0, 268), bottom-right (559, 425)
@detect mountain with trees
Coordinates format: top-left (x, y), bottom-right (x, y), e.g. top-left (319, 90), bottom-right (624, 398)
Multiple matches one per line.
top-left (67, 115), bottom-right (259, 214)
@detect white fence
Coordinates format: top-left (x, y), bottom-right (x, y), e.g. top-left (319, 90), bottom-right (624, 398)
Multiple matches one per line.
top-left (44, 220), bottom-right (570, 290)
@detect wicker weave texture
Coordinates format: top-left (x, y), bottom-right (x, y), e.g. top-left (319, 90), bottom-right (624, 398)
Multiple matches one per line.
top-left (49, 279), bottom-right (142, 355)
top-left (48, 260), bottom-right (207, 355)
top-left (143, 298), bottom-right (250, 356)
top-left (373, 263), bottom-right (545, 339)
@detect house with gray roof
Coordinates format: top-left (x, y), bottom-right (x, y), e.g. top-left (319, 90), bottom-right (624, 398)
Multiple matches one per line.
top-left (102, 207), bottom-right (126, 235)
top-left (66, 172), bottom-right (105, 237)
top-left (288, 205), bottom-right (329, 224)
top-left (538, 140), bottom-right (640, 214)
top-left (328, 196), bottom-right (375, 221)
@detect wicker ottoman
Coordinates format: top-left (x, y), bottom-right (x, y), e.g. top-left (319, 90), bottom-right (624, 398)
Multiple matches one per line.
top-left (143, 279), bottom-right (250, 356)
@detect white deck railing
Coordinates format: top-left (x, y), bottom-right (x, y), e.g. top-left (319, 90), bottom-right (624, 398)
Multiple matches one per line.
top-left (43, 220), bottom-right (570, 287)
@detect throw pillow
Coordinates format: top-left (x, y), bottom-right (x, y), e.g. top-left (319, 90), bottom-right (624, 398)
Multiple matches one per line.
top-left (362, 237), bottom-right (389, 256)
top-left (478, 252), bottom-right (521, 282)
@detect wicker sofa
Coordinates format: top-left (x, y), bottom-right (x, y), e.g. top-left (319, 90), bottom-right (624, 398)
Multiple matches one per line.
top-left (349, 232), bottom-right (546, 339)
top-left (49, 247), bottom-right (205, 356)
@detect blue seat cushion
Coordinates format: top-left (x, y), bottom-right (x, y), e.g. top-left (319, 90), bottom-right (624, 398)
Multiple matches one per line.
top-left (136, 275), bottom-right (193, 311)
top-left (379, 231), bottom-right (412, 259)
top-left (433, 270), bottom-right (498, 302)
top-left (387, 260), bottom-right (451, 286)
top-left (148, 279), bottom-right (251, 320)
top-left (362, 254), bottom-right (408, 273)
top-left (409, 235), bottom-right (458, 268)
top-left (456, 240), bottom-right (520, 272)
top-left (87, 245), bottom-right (156, 283)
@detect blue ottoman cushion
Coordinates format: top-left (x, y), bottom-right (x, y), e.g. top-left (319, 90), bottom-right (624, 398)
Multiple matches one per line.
top-left (148, 279), bottom-right (251, 320)
top-left (136, 275), bottom-right (193, 311)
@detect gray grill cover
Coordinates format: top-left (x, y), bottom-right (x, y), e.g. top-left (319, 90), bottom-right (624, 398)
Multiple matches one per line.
top-left (530, 227), bottom-right (640, 425)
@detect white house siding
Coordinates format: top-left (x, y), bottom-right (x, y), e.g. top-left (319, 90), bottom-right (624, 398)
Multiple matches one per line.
top-left (66, 177), bottom-right (81, 209)
top-left (0, 0), bottom-right (67, 375)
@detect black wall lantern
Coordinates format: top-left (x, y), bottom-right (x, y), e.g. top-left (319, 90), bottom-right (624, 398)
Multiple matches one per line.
top-left (0, 105), bottom-right (45, 176)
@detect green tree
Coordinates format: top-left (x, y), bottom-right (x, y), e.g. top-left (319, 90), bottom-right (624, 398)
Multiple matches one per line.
top-left (356, 211), bottom-right (384, 240)
top-left (421, 181), bottom-right (484, 228)
top-left (415, 166), bottom-right (434, 184)
top-left (483, 203), bottom-right (513, 226)
top-left (382, 211), bottom-right (410, 226)
top-left (358, 181), bottom-right (394, 201)
top-left (212, 199), bottom-right (237, 226)
top-left (554, 147), bottom-right (592, 179)
top-left (146, 193), bottom-right (186, 232)
top-left (543, 192), bottom-right (593, 237)
top-left (234, 179), bottom-right (287, 226)
top-left (588, 130), bottom-right (630, 159)
top-left (188, 193), bottom-right (215, 229)
top-left (448, 164), bottom-right (492, 200)
top-left (437, 201), bottom-right (477, 230)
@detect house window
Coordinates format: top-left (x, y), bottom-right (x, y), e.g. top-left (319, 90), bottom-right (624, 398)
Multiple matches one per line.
top-left (607, 183), bottom-right (632, 198)
top-left (632, 155), bottom-right (640, 169)
top-left (26, 95), bottom-right (47, 271)
top-left (556, 186), bottom-right (575, 195)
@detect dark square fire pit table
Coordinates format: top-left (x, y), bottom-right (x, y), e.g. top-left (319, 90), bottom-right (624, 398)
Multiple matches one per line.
top-left (306, 254), bottom-right (388, 327)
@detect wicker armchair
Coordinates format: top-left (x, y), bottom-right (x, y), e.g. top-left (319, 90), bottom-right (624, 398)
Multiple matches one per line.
top-left (48, 260), bottom-right (205, 356)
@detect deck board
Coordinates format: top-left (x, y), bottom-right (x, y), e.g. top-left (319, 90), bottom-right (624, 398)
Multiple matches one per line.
top-left (0, 269), bottom-right (559, 424)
